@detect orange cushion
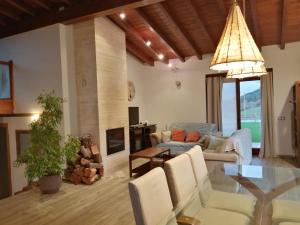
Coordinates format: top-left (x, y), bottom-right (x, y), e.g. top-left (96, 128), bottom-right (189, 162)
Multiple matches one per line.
top-left (171, 129), bottom-right (186, 142)
top-left (185, 131), bottom-right (201, 142)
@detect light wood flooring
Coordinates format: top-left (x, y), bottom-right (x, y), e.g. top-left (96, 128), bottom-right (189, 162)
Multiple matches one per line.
top-left (0, 156), bottom-right (297, 225)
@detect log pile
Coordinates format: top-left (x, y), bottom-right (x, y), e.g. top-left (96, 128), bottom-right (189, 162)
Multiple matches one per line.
top-left (65, 134), bottom-right (104, 185)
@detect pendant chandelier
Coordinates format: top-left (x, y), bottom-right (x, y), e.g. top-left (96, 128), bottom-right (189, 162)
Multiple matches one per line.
top-left (210, 0), bottom-right (265, 71)
top-left (227, 65), bottom-right (267, 79)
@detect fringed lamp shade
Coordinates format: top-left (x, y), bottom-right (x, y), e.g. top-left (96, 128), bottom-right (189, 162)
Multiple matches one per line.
top-left (210, 1), bottom-right (265, 71)
top-left (227, 66), bottom-right (267, 79)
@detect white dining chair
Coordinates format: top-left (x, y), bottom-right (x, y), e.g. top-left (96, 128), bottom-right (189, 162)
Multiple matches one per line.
top-left (185, 145), bottom-right (256, 218)
top-left (128, 167), bottom-right (177, 225)
top-left (273, 199), bottom-right (300, 224)
top-left (164, 154), bottom-right (250, 225)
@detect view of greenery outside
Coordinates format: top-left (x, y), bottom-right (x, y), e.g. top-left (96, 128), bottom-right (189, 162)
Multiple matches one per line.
top-left (240, 82), bottom-right (261, 145)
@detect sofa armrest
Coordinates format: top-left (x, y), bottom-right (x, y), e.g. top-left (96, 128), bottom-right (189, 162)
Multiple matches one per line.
top-left (203, 152), bottom-right (238, 162)
top-left (150, 132), bottom-right (162, 147)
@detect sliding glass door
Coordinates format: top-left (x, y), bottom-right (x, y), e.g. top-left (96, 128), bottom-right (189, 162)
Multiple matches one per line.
top-left (221, 78), bottom-right (262, 149)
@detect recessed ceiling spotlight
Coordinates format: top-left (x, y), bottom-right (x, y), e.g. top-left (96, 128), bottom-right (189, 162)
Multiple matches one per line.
top-left (158, 54), bottom-right (164, 60)
top-left (119, 12), bottom-right (126, 20)
top-left (168, 63), bottom-right (173, 68)
top-left (146, 41), bottom-right (152, 47)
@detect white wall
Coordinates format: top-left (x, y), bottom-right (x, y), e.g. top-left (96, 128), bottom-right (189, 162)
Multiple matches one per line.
top-left (0, 25), bottom-right (66, 193)
top-left (127, 53), bottom-right (147, 122)
top-left (129, 42), bottom-right (300, 156)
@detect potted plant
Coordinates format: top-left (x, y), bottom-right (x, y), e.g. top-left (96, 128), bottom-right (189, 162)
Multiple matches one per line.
top-left (17, 91), bottom-right (80, 194)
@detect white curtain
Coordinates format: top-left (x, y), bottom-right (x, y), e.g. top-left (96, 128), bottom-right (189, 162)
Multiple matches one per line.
top-left (206, 76), bottom-right (223, 131)
top-left (259, 71), bottom-right (275, 158)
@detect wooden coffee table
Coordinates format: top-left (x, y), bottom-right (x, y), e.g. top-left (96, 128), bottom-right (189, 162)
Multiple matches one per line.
top-left (129, 147), bottom-right (171, 177)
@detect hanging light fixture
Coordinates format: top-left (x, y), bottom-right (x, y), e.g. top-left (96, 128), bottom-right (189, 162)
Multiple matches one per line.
top-left (227, 65), bottom-right (267, 79)
top-left (210, 0), bottom-right (265, 71)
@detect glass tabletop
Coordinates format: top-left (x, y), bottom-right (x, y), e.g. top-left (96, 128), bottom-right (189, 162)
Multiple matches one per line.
top-left (163, 163), bottom-right (300, 225)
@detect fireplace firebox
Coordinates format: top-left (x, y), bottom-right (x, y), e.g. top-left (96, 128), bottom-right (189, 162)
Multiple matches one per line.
top-left (106, 128), bottom-right (125, 155)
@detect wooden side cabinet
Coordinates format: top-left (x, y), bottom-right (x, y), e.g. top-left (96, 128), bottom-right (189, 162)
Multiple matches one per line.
top-left (129, 124), bottom-right (157, 153)
top-left (294, 81), bottom-right (300, 165)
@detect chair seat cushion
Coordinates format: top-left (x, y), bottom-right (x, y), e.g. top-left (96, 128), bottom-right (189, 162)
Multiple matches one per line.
top-left (273, 199), bottom-right (300, 223)
top-left (205, 190), bottom-right (256, 218)
top-left (194, 207), bottom-right (250, 225)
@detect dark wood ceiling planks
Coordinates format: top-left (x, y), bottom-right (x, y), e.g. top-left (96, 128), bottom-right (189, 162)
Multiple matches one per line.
top-left (0, 1), bottom-right (299, 66)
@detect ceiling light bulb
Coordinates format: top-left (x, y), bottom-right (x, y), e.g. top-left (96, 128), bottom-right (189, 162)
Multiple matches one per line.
top-left (168, 63), bottom-right (173, 68)
top-left (146, 41), bottom-right (151, 47)
top-left (119, 13), bottom-right (126, 20)
top-left (158, 54), bottom-right (164, 60)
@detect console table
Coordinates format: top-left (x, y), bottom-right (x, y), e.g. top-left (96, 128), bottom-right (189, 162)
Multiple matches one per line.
top-left (129, 124), bottom-right (156, 153)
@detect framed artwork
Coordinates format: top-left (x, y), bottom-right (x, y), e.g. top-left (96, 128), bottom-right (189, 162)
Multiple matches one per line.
top-left (0, 61), bottom-right (14, 114)
top-left (16, 130), bottom-right (31, 157)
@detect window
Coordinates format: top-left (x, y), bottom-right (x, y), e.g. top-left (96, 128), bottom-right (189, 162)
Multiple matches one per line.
top-left (0, 61), bottom-right (14, 114)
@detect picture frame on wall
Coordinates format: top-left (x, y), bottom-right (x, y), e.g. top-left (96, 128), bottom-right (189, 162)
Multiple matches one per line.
top-left (0, 61), bottom-right (14, 114)
top-left (16, 130), bottom-right (31, 157)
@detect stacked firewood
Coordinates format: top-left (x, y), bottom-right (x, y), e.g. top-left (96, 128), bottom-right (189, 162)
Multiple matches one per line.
top-left (65, 134), bottom-right (104, 185)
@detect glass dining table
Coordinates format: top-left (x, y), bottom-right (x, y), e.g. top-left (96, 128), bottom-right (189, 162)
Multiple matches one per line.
top-left (165, 163), bottom-right (300, 225)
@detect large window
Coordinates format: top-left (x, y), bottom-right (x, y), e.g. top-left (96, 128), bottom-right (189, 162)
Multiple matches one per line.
top-left (221, 78), bottom-right (262, 149)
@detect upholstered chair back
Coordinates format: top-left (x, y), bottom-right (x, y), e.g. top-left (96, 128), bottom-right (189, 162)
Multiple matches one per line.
top-left (128, 168), bottom-right (177, 225)
top-left (185, 146), bottom-right (213, 203)
top-left (164, 154), bottom-right (202, 216)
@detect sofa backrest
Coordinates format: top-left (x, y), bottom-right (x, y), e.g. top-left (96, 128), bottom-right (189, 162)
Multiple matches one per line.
top-left (168, 122), bottom-right (217, 136)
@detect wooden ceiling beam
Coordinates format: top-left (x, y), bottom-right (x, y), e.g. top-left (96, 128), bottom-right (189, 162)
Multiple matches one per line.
top-left (189, 0), bottom-right (216, 49)
top-left (0, 19), bottom-right (6, 26)
top-left (159, 2), bottom-right (202, 60)
top-left (280, 0), bottom-right (288, 49)
top-left (249, 0), bottom-right (262, 49)
top-left (0, 0), bottom-right (165, 39)
top-left (126, 39), bottom-right (155, 66)
top-left (0, 8), bottom-right (20, 21)
top-left (60, 0), bottom-right (72, 6)
top-left (4, 0), bottom-right (35, 16)
top-left (109, 15), bottom-right (168, 64)
top-left (137, 7), bottom-right (186, 62)
top-left (33, 0), bottom-right (51, 11)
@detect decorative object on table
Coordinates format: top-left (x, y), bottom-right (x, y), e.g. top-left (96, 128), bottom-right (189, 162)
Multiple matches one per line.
top-left (16, 91), bottom-right (81, 194)
top-left (210, 0), bottom-right (266, 79)
top-left (128, 80), bottom-right (135, 102)
top-left (64, 133), bottom-right (104, 185)
top-left (0, 60), bottom-right (14, 114)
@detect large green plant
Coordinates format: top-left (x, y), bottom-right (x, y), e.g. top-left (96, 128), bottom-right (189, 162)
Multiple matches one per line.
top-left (17, 91), bottom-right (80, 182)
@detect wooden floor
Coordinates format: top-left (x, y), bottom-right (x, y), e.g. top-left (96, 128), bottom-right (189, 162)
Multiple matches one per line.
top-left (0, 156), bottom-right (297, 225)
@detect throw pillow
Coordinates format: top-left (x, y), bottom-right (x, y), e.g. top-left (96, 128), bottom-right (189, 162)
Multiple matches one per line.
top-left (207, 136), bottom-right (226, 153)
top-left (171, 129), bottom-right (186, 142)
top-left (161, 131), bottom-right (171, 143)
top-left (185, 131), bottom-right (201, 142)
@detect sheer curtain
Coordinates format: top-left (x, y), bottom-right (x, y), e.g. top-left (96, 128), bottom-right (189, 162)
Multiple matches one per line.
top-left (206, 76), bottom-right (224, 131)
top-left (259, 70), bottom-right (275, 158)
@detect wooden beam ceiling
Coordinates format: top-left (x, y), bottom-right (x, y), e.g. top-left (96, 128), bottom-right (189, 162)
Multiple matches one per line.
top-left (109, 14), bottom-right (168, 64)
top-left (137, 7), bottom-right (186, 62)
top-left (189, 0), bottom-right (216, 49)
top-left (280, 0), bottom-right (288, 49)
top-left (215, 0), bottom-right (227, 19)
top-left (126, 39), bottom-right (155, 66)
top-left (0, 8), bottom-right (20, 21)
top-left (160, 2), bottom-right (203, 60)
top-left (0, 0), bottom-right (165, 38)
top-left (249, 0), bottom-right (262, 49)
top-left (4, 0), bottom-right (35, 16)
top-left (33, 0), bottom-right (51, 11)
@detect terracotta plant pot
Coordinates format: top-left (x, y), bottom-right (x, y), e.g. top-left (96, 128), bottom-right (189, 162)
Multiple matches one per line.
top-left (39, 175), bottom-right (62, 194)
